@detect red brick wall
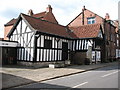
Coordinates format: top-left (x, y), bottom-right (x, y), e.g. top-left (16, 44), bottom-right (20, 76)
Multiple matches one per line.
top-left (104, 22), bottom-right (116, 59)
top-left (68, 9), bottom-right (103, 27)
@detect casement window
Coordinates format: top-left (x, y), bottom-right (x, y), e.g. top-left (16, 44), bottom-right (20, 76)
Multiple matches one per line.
top-left (44, 39), bottom-right (52, 48)
top-left (87, 17), bottom-right (95, 24)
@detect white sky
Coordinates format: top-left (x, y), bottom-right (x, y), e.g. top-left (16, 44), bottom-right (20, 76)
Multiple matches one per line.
top-left (0, 0), bottom-right (119, 38)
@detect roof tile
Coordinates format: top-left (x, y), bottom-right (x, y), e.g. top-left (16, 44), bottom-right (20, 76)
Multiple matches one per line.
top-left (69, 24), bottom-right (101, 38)
top-left (5, 18), bottom-right (17, 26)
top-left (22, 14), bottom-right (75, 38)
top-left (32, 11), bottom-right (58, 24)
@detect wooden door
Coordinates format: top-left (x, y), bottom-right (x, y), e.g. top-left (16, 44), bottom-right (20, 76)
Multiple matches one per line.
top-left (62, 42), bottom-right (68, 60)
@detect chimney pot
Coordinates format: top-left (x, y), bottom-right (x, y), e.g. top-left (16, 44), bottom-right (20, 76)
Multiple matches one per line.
top-left (46, 5), bottom-right (52, 12)
top-left (28, 9), bottom-right (34, 16)
top-left (105, 13), bottom-right (110, 20)
top-left (82, 6), bottom-right (86, 11)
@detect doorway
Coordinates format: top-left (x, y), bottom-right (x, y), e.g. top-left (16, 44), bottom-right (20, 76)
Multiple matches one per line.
top-left (62, 42), bottom-right (68, 60)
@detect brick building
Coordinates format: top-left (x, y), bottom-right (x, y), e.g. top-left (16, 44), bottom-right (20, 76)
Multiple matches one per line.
top-left (114, 20), bottom-right (120, 59)
top-left (67, 6), bottom-right (117, 62)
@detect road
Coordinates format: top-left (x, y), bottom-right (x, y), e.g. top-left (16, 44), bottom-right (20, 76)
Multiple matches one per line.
top-left (13, 64), bottom-right (119, 89)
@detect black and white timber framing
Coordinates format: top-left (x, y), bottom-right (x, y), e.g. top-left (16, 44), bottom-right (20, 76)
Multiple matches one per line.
top-left (8, 14), bottom-right (103, 63)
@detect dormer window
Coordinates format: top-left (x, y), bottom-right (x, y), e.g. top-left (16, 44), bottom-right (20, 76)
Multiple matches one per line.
top-left (87, 17), bottom-right (95, 24)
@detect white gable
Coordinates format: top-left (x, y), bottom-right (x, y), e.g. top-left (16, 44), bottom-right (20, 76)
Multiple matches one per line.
top-left (12, 19), bottom-right (32, 36)
top-left (21, 20), bottom-right (32, 33)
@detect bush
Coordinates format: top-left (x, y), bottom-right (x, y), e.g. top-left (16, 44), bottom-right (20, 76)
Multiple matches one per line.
top-left (84, 58), bottom-right (90, 65)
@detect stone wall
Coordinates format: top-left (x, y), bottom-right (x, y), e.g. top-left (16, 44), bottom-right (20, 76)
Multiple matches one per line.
top-left (17, 60), bottom-right (71, 68)
top-left (71, 52), bottom-right (86, 65)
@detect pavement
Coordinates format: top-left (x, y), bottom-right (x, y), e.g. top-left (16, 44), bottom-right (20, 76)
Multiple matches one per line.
top-left (16, 65), bottom-right (118, 88)
top-left (1, 61), bottom-right (119, 89)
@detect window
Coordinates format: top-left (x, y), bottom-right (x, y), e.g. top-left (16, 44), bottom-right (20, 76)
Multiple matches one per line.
top-left (87, 17), bottom-right (95, 24)
top-left (44, 39), bottom-right (52, 48)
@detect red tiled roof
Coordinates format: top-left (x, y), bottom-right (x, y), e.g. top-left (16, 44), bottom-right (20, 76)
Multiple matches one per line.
top-left (69, 24), bottom-right (101, 38)
top-left (32, 11), bottom-right (58, 24)
top-left (32, 11), bottom-right (46, 18)
top-left (5, 18), bottom-right (17, 26)
top-left (21, 14), bottom-right (75, 38)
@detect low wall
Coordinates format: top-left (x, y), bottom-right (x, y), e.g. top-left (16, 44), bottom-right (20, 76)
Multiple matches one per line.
top-left (71, 52), bottom-right (86, 65)
top-left (17, 60), bottom-right (71, 68)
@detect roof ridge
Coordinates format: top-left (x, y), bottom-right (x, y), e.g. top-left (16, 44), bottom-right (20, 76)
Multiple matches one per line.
top-left (67, 7), bottom-right (105, 26)
top-left (21, 13), bottom-right (65, 27)
top-left (69, 23), bottom-right (101, 28)
top-left (86, 9), bottom-right (104, 19)
top-left (32, 11), bottom-right (46, 16)
top-left (20, 13), bottom-right (75, 39)
top-left (4, 18), bottom-right (17, 26)
top-left (32, 10), bottom-right (58, 24)
top-left (67, 12), bottom-right (83, 26)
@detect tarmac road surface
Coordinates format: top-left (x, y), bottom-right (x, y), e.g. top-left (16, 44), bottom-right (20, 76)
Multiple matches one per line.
top-left (14, 64), bottom-right (119, 89)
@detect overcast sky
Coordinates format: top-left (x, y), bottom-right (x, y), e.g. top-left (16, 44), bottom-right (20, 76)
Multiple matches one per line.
top-left (0, 0), bottom-right (119, 38)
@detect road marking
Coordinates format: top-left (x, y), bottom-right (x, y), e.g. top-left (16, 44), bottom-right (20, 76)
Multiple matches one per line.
top-left (72, 82), bottom-right (88, 88)
top-left (101, 71), bottom-right (118, 78)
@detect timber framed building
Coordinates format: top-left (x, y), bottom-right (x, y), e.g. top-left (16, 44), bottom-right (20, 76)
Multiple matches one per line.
top-left (3, 5), bottom-right (119, 66)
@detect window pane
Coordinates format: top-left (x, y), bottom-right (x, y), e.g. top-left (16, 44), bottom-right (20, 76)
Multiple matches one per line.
top-left (92, 20), bottom-right (95, 24)
top-left (44, 39), bottom-right (52, 48)
top-left (88, 21), bottom-right (91, 24)
top-left (87, 17), bottom-right (95, 24)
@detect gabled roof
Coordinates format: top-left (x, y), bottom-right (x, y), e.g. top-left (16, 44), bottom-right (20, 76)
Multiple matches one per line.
top-left (8, 13), bottom-right (76, 39)
top-left (4, 18), bottom-right (17, 26)
top-left (32, 11), bottom-right (58, 24)
top-left (8, 13), bottom-right (102, 39)
top-left (86, 9), bottom-right (104, 19)
top-left (67, 7), bottom-right (104, 26)
top-left (32, 11), bottom-right (46, 18)
top-left (67, 12), bottom-right (83, 26)
top-left (69, 23), bottom-right (102, 38)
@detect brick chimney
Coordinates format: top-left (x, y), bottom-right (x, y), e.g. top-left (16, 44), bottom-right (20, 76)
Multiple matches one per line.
top-left (82, 6), bottom-right (85, 25)
top-left (28, 9), bottom-right (34, 16)
top-left (82, 5), bottom-right (86, 11)
top-left (46, 5), bottom-right (52, 12)
top-left (105, 13), bottom-right (110, 20)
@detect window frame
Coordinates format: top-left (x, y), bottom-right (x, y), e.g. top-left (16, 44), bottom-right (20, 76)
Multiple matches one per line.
top-left (87, 17), bottom-right (95, 24)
